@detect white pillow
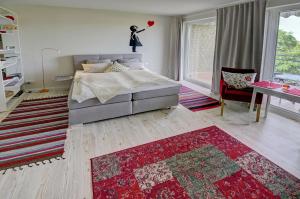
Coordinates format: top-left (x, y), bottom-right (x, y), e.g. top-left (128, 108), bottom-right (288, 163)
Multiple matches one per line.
top-left (104, 62), bottom-right (129, 73)
top-left (123, 62), bottom-right (145, 70)
top-left (222, 71), bottom-right (257, 89)
top-left (82, 63), bottom-right (112, 73)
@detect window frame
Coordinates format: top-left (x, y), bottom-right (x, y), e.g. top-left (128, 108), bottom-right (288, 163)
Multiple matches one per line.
top-left (262, 4), bottom-right (300, 118)
top-left (262, 4), bottom-right (300, 80)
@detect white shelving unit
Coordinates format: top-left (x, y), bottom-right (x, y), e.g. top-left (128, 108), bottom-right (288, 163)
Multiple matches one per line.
top-left (0, 15), bottom-right (16, 26)
top-left (0, 7), bottom-right (23, 112)
top-left (0, 49), bottom-right (14, 54)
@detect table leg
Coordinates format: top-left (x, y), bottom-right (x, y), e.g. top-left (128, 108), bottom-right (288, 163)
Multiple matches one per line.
top-left (265, 95), bottom-right (271, 118)
top-left (249, 89), bottom-right (257, 114)
top-left (248, 89), bottom-right (257, 123)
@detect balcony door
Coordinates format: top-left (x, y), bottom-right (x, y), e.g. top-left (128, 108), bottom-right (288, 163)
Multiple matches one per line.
top-left (183, 18), bottom-right (216, 88)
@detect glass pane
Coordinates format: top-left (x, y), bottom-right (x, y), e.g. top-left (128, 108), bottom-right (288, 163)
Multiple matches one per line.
top-left (185, 20), bottom-right (216, 87)
top-left (272, 11), bottom-right (300, 114)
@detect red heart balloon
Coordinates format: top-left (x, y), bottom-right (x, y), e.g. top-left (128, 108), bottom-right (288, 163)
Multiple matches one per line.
top-left (147, 20), bottom-right (155, 27)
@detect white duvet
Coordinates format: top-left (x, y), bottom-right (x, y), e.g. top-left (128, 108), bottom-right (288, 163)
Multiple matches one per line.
top-left (72, 70), bottom-right (179, 103)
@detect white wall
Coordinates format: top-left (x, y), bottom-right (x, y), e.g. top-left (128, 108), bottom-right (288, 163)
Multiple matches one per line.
top-left (3, 5), bottom-right (171, 89)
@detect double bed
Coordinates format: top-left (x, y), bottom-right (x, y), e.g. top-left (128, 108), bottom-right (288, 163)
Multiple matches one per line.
top-left (68, 54), bottom-right (180, 125)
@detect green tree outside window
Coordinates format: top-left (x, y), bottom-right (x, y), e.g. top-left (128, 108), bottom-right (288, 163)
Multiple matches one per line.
top-left (275, 29), bottom-right (300, 75)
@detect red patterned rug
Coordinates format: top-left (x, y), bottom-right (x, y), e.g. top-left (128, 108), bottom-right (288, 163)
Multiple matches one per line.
top-left (179, 86), bottom-right (220, 112)
top-left (91, 126), bottom-right (300, 198)
top-left (0, 96), bottom-right (68, 173)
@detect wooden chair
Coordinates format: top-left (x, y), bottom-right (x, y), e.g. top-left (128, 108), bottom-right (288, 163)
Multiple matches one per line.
top-left (220, 67), bottom-right (263, 122)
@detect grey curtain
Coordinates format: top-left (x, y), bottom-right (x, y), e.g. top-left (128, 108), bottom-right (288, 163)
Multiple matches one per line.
top-left (212, 0), bottom-right (267, 93)
top-left (168, 16), bottom-right (183, 81)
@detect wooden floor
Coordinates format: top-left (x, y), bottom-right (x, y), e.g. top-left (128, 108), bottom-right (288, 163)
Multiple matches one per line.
top-left (1, 88), bottom-right (300, 199)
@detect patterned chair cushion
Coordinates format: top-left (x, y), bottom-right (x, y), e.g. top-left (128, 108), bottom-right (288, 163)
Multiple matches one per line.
top-left (222, 71), bottom-right (257, 89)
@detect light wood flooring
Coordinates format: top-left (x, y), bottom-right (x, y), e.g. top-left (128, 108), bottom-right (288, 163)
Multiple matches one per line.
top-left (0, 87), bottom-right (300, 199)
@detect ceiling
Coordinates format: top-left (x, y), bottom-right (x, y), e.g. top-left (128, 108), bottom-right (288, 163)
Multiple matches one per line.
top-left (0, 0), bottom-right (240, 16)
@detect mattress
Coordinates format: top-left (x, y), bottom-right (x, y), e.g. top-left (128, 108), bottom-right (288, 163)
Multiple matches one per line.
top-left (132, 85), bottom-right (180, 100)
top-left (132, 95), bottom-right (179, 114)
top-left (69, 84), bottom-right (180, 109)
top-left (69, 101), bottom-right (132, 124)
top-left (68, 78), bottom-right (180, 110)
top-left (71, 68), bottom-right (180, 104)
top-left (69, 93), bottom-right (131, 109)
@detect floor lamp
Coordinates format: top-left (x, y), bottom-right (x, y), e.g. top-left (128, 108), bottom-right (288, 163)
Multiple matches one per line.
top-left (40, 48), bottom-right (61, 93)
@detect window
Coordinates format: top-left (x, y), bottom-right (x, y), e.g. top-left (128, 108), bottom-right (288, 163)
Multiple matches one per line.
top-left (183, 18), bottom-right (216, 88)
top-left (271, 10), bottom-right (300, 114)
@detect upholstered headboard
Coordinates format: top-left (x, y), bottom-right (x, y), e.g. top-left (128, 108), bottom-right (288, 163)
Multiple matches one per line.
top-left (73, 53), bottom-right (143, 71)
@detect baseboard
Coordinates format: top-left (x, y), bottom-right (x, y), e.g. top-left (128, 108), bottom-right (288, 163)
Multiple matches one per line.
top-left (270, 105), bottom-right (300, 122)
top-left (24, 86), bottom-right (69, 93)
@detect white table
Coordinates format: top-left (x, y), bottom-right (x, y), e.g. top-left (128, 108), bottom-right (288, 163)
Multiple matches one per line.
top-left (249, 85), bottom-right (300, 120)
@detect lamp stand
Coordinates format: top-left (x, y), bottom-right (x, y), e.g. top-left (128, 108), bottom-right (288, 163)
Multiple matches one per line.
top-left (39, 48), bottom-right (60, 93)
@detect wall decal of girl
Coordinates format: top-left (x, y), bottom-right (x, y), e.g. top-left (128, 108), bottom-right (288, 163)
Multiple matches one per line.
top-left (129, 21), bottom-right (154, 52)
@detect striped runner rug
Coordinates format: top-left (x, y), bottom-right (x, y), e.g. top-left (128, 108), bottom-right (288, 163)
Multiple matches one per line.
top-left (179, 86), bottom-right (220, 112)
top-left (0, 96), bottom-right (69, 173)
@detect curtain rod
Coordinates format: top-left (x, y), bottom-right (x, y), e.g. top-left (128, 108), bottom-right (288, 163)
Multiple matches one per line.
top-left (185, 0), bottom-right (299, 20)
top-left (185, 0), bottom-right (255, 18)
top-left (217, 0), bottom-right (255, 9)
